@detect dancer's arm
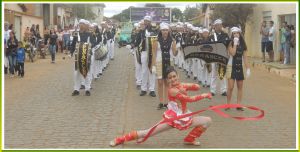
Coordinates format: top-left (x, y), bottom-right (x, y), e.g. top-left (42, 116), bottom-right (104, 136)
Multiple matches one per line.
top-left (182, 83), bottom-right (200, 91)
top-left (169, 88), bottom-right (211, 103)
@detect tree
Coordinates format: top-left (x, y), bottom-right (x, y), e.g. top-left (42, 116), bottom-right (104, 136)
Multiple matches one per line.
top-left (171, 8), bottom-right (183, 22)
top-left (212, 4), bottom-right (255, 34)
top-left (71, 4), bottom-right (97, 21)
top-left (183, 6), bottom-right (200, 21)
top-left (111, 7), bottom-right (132, 22)
top-left (144, 3), bottom-right (165, 7)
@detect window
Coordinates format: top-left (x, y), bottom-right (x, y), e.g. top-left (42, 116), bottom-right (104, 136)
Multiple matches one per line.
top-left (35, 4), bottom-right (42, 17)
top-left (262, 11), bottom-right (272, 21)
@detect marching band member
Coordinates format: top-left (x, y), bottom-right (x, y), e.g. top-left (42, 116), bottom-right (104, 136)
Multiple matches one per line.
top-left (191, 27), bottom-right (199, 81)
top-left (175, 23), bottom-right (185, 69)
top-left (101, 22), bottom-right (109, 71)
top-left (128, 22), bottom-right (143, 89)
top-left (210, 19), bottom-right (229, 96)
top-left (199, 28), bottom-right (211, 88)
top-left (72, 19), bottom-right (92, 96)
top-left (128, 16), bottom-right (157, 97)
top-left (108, 24), bottom-right (115, 60)
top-left (152, 23), bottom-right (177, 110)
top-left (196, 28), bottom-right (204, 84)
top-left (90, 23), bottom-right (100, 80)
top-left (109, 66), bottom-right (212, 147)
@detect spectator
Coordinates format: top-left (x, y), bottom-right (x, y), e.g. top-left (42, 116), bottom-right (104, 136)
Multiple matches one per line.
top-left (44, 27), bottom-right (50, 45)
top-left (260, 21), bottom-right (269, 62)
top-left (30, 24), bottom-right (36, 46)
top-left (16, 41), bottom-right (25, 77)
top-left (283, 25), bottom-right (291, 64)
top-left (62, 28), bottom-right (71, 53)
top-left (24, 27), bottom-right (31, 42)
top-left (7, 31), bottom-right (19, 77)
top-left (279, 21), bottom-right (287, 63)
top-left (267, 21), bottom-right (275, 62)
top-left (57, 29), bottom-right (63, 53)
top-left (36, 24), bottom-right (40, 33)
top-left (48, 29), bottom-right (58, 63)
top-left (290, 25), bottom-right (296, 49)
top-left (4, 22), bottom-right (11, 74)
top-left (9, 24), bottom-right (14, 31)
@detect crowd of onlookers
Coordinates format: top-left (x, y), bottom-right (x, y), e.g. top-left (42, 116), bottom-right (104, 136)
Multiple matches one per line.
top-left (4, 21), bottom-right (75, 78)
top-left (260, 20), bottom-right (296, 64)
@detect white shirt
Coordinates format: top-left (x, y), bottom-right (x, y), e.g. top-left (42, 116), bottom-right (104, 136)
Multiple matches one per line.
top-left (269, 26), bottom-right (275, 42)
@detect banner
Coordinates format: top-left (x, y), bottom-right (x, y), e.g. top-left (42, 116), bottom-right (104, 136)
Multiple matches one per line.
top-left (183, 42), bottom-right (229, 65)
top-left (130, 7), bottom-right (171, 23)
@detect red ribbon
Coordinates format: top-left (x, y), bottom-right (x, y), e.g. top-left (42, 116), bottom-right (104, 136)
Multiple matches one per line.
top-left (137, 104), bottom-right (264, 143)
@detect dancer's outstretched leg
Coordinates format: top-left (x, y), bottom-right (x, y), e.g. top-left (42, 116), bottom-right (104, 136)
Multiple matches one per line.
top-left (183, 116), bottom-right (212, 146)
top-left (110, 123), bottom-right (172, 147)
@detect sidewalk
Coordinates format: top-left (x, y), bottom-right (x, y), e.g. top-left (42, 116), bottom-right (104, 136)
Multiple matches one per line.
top-left (249, 57), bottom-right (296, 82)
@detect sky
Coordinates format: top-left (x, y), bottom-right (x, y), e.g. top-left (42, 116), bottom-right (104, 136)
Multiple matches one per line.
top-left (103, 2), bottom-right (197, 17)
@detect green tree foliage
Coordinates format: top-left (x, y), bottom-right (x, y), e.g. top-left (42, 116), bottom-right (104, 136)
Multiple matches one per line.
top-left (111, 7), bottom-right (132, 22)
top-left (71, 4), bottom-right (97, 20)
top-left (171, 8), bottom-right (183, 22)
top-left (183, 6), bottom-right (200, 21)
top-left (144, 3), bottom-right (165, 7)
top-left (212, 4), bottom-right (255, 34)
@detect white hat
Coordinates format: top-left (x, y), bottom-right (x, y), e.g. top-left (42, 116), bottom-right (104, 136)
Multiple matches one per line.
top-left (92, 23), bottom-right (98, 27)
top-left (231, 26), bottom-right (241, 33)
top-left (101, 21), bottom-right (106, 25)
top-left (202, 28), bottom-right (209, 33)
top-left (187, 24), bottom-right (193, 29)
top-left (213, 19), bottom-right (223, 25)
top-left (144, 16), bottom-right (152, 21)
top-left (84, 20), bottom-right (90, 25)
top-left (160, 22), bottom-right (169, 30)
top-left (193, 27), bottom-right (199, 31)
top-left (176, 25), bottom-right (182, 28)
top-left (198, 28), bottom-right (203, 33)
top-left (134, 23), bottom-right (139, 28)
top-left (79, 19), bottom-right (85, 24)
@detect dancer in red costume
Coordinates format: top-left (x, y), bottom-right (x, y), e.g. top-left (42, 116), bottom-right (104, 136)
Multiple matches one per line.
top-left (110, 66), bottom-right (212, 147)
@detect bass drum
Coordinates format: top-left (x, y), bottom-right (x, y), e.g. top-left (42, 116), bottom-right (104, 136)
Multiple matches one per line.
top-left (94, 44), bottom-right (108, 61)
top-left (75, 42), bottom-right (91, 78)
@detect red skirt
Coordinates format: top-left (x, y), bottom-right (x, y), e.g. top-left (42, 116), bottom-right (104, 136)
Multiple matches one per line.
top-left (163, 109), bottom-right (193, 130)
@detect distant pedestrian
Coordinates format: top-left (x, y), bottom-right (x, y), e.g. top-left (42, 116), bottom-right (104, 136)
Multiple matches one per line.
top-left (279, 22), bottom-right (287, 63)
top-left (57, 29), bottom-right (63, 53)
top-left (267, 21), bottom-right (275, 62)
top-left (260, 21), bottom-right (269, 62)
top-left (283, 25), bottom-right (291, 64)
top-left (48, 29), bottom-right (58, 63)
top-left (16, 41), bottom-right (25, 77)
top-left (7, 31), bottom-right (18, 77)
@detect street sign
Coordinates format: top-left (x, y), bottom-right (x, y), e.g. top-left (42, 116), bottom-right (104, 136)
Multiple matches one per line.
top-left (130, 7), bottom-right (171, 23)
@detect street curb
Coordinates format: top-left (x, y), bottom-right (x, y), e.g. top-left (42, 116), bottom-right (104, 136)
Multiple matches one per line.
top-left (251, 60), bottom-right (296, 82)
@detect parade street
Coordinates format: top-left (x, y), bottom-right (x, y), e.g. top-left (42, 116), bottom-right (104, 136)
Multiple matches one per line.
top-left (4, 46), bottom-right (296, 149)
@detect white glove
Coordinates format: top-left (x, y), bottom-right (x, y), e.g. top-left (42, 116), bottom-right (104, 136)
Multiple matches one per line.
top-left (152, 66), bottom-right (156, 74)
top-left (176, 43), bottom-right (181, 49)
top-left (129, 49), bottom-right (134, 55)
top-left (246, 68), bottom-right (251, 78)
top-left (233, 37), bottom-right (239, 46)
top-left (126, 45), bottom-right (132, 50)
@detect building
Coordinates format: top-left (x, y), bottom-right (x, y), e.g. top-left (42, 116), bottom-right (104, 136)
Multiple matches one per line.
top-left (43, 4), bottom-right (73, 30)
top-left (244, 3), bottom-right (297, 64)
top-left (4, 3), bottom-right (44, 41)
top-left (201, 4), bottom-right (215, 28)
top-left (90, 3), bottom-right (105, 24)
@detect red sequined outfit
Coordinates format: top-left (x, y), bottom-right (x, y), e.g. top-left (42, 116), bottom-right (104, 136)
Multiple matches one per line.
top-left (163, 83), bottom-right (205, 130)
